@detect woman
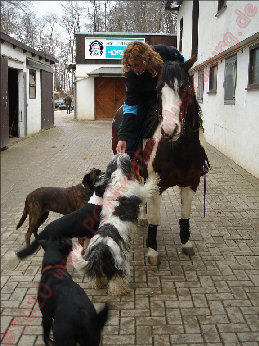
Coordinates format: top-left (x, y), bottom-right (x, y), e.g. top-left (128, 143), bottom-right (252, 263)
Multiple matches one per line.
top-left (116, 41), bottom-right (184, 157)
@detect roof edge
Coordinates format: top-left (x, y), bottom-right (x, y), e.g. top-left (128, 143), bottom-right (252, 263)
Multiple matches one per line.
top-left (75, 32), bottom-right (176, 37)
top-left (0, 32), bottom-right (58, 64)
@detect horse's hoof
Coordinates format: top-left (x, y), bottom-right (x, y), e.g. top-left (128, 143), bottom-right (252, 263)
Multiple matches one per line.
top-left (148, 255), bottom-right (161, 266)
top-left (146, 248), bottom-right (160, 265)
top-left (181, 241), bottom-right (195, 256)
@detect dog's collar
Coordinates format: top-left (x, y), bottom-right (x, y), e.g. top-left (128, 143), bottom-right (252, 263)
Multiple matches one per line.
top-left (41, 264), bottom-right (67, 275)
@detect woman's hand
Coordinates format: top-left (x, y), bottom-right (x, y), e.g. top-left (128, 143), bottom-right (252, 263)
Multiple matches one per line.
top-left (116, 140), bottom-right (127, 154)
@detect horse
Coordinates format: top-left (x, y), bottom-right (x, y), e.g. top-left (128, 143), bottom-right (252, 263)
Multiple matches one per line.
top-left (112, 56), bottom-right (210, 265)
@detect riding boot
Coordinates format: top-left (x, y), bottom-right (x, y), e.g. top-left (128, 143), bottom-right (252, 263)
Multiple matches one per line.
top-left (146, 224), bottom-right (157, 250)
top-left (179, 218), bottom-right (190, 244)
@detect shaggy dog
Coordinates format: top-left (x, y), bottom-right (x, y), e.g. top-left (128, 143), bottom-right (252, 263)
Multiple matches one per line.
top-left (17, 168), bottom-right (102, 246)
top-left (72, 154), bottom-right (159, 296)
top-left (7, 158), bottom-right (121, 268)
top-left (37, 237), bottom-right (108, 346)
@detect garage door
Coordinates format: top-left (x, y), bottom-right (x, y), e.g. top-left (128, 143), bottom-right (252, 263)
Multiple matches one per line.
top-left (95, 77), bottom-right (125, 120)
top-left (41, 70), bottom-right (54, 130)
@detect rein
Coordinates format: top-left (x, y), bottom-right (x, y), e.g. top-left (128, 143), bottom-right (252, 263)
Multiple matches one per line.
top-left (41, 264), bottom-right (67, 275)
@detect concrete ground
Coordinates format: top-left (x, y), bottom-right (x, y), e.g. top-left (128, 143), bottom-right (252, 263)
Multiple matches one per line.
top-left (1, 110), bottom-right (259, 345)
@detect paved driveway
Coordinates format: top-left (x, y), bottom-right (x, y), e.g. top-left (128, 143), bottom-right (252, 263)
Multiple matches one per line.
top-left (1, 112), bottom-right (259, 345)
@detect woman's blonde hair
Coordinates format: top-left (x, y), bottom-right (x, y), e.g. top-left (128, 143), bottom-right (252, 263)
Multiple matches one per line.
top-left (122, 41), bottom-right (163, 77)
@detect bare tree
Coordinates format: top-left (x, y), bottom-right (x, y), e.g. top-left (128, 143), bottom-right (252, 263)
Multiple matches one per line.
top-left (0, 1), bottom-right (32, 34)
top-left (106, 1), bottom-right (177, 33)
top-left (1, 0), bottom-right (177, 93)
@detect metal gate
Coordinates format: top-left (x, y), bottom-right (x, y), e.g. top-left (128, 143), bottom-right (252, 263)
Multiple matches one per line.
top-left (1, 57), bottom-right (9, 148)
top-left (41, 70), bottom-right (54, 130)
top-left (95, 78), bottom-right (125, 120)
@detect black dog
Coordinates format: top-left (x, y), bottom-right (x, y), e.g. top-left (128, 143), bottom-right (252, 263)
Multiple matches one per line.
top-left (16, 168), bottom-right (102, 246)
top-left (37, 237), bottom-right (108, 345)
top-left (7, 156), bottom-right (122, 267)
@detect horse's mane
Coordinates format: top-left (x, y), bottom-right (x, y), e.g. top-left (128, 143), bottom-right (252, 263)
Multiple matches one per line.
top-left (161, 61), bottom-right (185, 91)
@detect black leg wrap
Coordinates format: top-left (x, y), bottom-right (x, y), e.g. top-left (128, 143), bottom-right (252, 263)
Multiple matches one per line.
top-left (179, 218), bottom-right (190, 244)
top-left (146, 224), bottom-right (157, 251)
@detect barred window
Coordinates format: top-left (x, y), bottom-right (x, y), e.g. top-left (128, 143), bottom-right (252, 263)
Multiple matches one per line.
top-left (209, 64), bottom-right (218, 92)
top-left (29, 70), bottom-right (36, 99)
top-left (224, 55), bottom-right (237, 105)
top-left (248, 45), bottom-right (259, 86)
top-left (197, 69), bottom-right (204, 104)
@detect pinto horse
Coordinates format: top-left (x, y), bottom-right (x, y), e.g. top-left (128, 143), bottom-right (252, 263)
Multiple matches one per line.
top-left (112, 56), bottom-right (209, 265)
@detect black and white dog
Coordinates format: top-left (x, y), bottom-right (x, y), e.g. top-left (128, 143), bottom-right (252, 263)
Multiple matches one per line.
top-left (37, 237), bottom-right (108, 346)
top-left (6, 158), bottom-right (123, 268)
top-left (72, 153), bottom-right (159, 296)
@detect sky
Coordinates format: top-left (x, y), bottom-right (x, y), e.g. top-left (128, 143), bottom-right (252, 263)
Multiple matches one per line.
top-left (32, 1), bottom-right (63, 16)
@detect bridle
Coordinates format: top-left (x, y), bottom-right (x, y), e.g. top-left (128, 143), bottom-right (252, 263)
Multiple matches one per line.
top-left (157, 70), bottom-right (200, 141)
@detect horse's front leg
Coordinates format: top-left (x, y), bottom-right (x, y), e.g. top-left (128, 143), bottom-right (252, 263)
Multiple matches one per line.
top-left (146, 194), bottom-right (161, 265)
top-left (180, 186), bottom-right (195, 256)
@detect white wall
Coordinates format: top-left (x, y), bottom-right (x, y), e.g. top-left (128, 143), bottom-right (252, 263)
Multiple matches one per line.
top-left (26, 69), bottom-right (42, 135)
top-left (178, 0), bottom-right (259, 177)
top-left (198, 1), bottom-right (259, 65)
top-left (178, 1), bottom-right (259, 62)
top-left (1, 40), bottom-right (55, 137)
top-left (75, 63), bottom-right (122, 120)
top-left (199, 47), bottom-right (259, 177)
top-left (177, 1), bottom-right (193, 59)
top-left (18, 70), bottom-right (25, 137)
top-left (76, 77), bottom-right (95, 120)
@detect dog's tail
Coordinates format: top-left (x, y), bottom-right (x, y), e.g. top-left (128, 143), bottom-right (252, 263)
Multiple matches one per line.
top-left (16, 238), bottom-right (40, 259)
top-left (16, 205), bottom-right (28, 229)
top-left (4, 239), bottom-right (40, 269)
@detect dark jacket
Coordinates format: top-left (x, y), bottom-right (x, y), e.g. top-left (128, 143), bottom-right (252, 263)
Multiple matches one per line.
top-left (118, 45), bottom-right (184, 142)
top-left (65, 96), bottom-right (72, 105)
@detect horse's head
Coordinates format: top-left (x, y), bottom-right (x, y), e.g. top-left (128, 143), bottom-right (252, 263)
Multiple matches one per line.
top-left (158, 56), bottom-right (197, 138)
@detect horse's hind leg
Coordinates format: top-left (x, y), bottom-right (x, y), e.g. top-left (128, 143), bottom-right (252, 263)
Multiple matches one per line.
top-left (146, 194), bottom-right (161, 265)
top-left (180, 187), bottom-right (195, 256)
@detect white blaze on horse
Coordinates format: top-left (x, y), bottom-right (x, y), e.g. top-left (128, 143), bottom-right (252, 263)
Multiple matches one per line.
top-left (112, 56), bottom-right (210, 265)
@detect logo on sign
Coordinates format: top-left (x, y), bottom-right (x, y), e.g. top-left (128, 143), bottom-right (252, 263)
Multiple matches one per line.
top-left (89, 40), bottom-right (104, 57)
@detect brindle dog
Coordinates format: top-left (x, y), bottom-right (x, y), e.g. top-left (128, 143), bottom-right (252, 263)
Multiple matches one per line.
top-left (17, 168), bottom-right (102, 246)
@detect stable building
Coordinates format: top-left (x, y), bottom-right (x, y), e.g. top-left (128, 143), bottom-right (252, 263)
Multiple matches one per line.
top-left (74, 32), bottom-right (177, 121)
top-left (166, 0), bottom-right (259, 178)
top-left (1, 32), bottom-right (58, 149)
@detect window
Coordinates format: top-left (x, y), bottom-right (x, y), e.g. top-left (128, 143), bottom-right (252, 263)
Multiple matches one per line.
top-left (29, 69), bottom-right (36, 99)
top-left (179, 18), bottom-right (183, 53)
top-left (218, 0), bottom-right (227, 12)
top-left (248, 45), bottom-right (259, 87)
top-left (209, 64), bottom-right (218, 92)
top-left (224, 55), bottom-right (237, 105)
top-left (197, 69), bottom-right (204, 103)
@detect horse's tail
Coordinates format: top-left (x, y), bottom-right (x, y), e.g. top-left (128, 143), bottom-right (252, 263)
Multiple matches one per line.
top-left (16, 205), bottom-right (28, 229)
